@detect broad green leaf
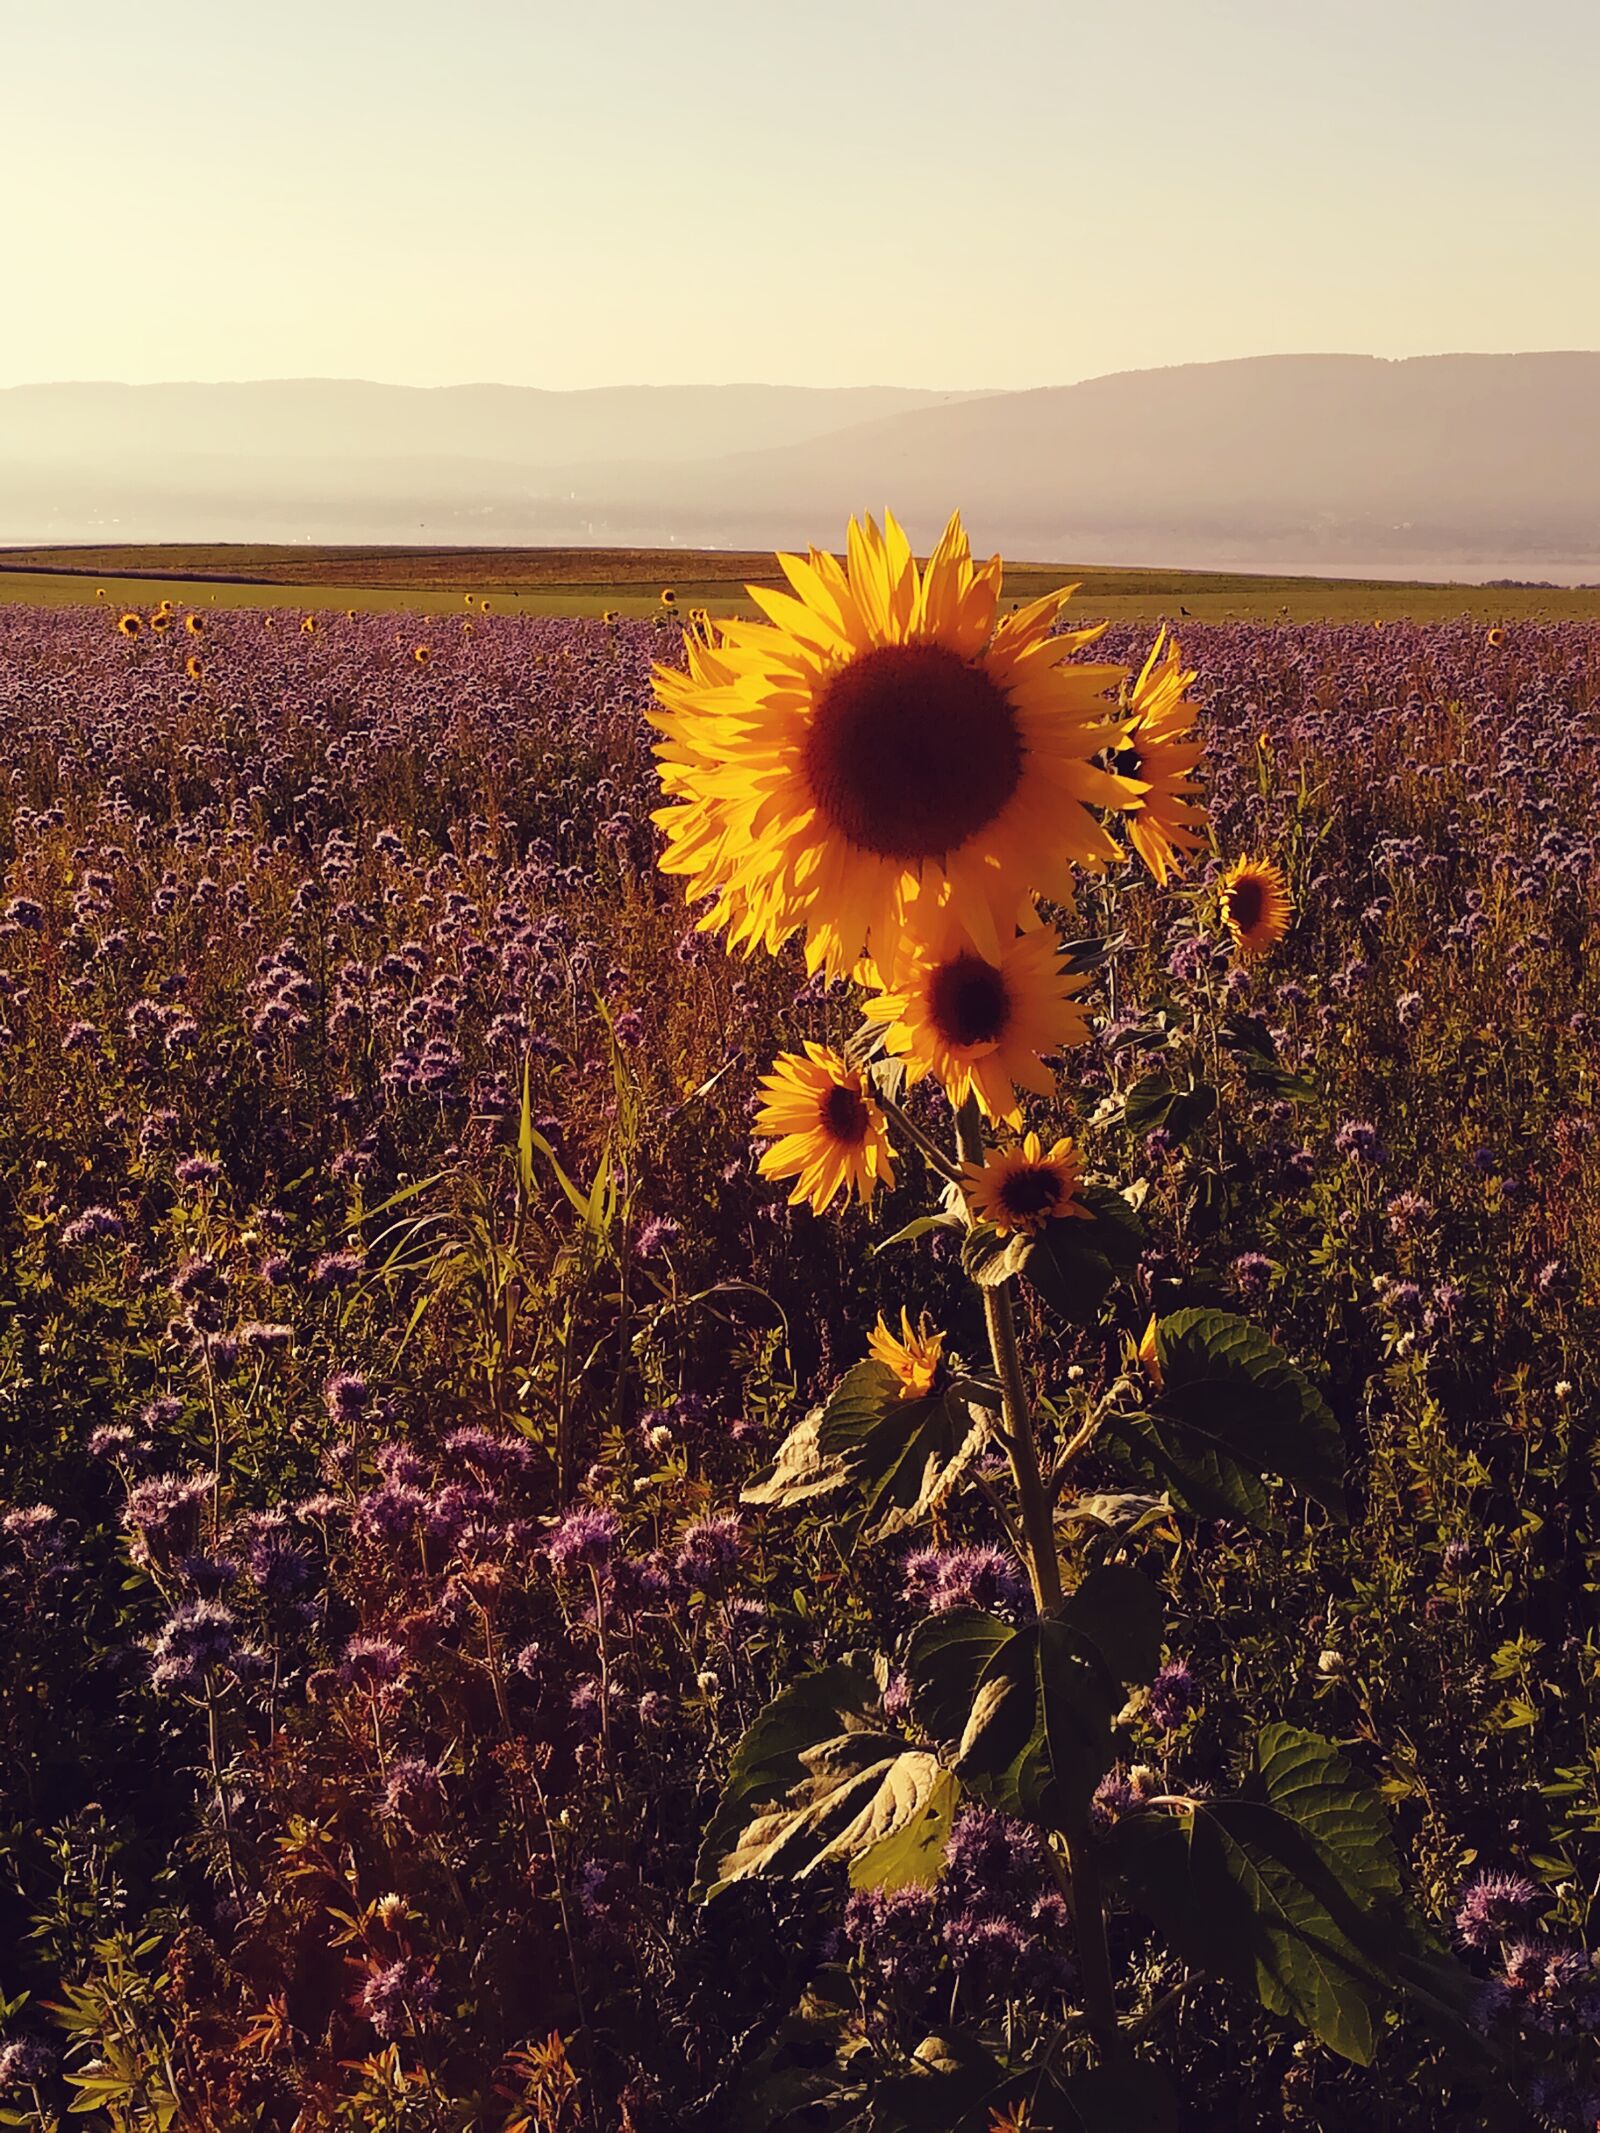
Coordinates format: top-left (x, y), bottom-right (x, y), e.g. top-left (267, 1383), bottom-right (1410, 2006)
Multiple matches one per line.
top-left (954, 1619), bottom-right (1118, 1825)
top-left (1021, 1187), bottom-right (1146, 1326)
top-left (905, 1609), bottom-right (1014, 1745)
top-left (849, 1762), bottom-right (959, 1892)
top-left (874, 1210), bottom-right (964, 1254)
top-left (804, 1360), bottom-right (993, 1539)
top-left (1061, 1563), bottom-right (1165, 1690)
top-left (1103, 1308), bottom-right (1346, 1531)
top-left (715, 1741), bottom-right (951, 1892)
top-left (961, 1221), bottom-right (1032, 1289)
top-left (695, 1664), bottom-right (875, 1898)
top-left (740, 1406), bottom-right (854, 1510)
top-left (1125, 1073), bottom-right (1218, 1142)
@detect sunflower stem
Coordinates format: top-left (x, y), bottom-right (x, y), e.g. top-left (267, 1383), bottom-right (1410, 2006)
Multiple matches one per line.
top-left (955, 1097), bottom-right (1122, 2065)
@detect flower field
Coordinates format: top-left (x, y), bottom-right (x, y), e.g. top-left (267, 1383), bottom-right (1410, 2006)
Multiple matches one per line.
top-left (1, 566), bottom-right (1597, 2129)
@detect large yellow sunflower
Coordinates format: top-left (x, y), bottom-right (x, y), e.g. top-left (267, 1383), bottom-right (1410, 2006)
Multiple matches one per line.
top-left (754, 1043), bottom-right (896, 1214)
top-left (649, 511), bottom-right (1135, 978)
top-left (963, 1131), bottom-right (1088, 1237)
top-left (1111, 631), bottom-right (1208, 885)
top-left (1219, 858), bottom-right (1292, 959)
top-left (116, 612), bottom-right (142, 638)
top-left (184, 613), bottom-right (205, 636)
top-left (866, 1309), bottom-right (946, 1399)
top-left (860, 909), bottom-right (1090, 1125)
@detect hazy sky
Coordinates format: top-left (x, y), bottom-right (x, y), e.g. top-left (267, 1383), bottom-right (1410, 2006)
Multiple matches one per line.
top-left (7, 0), bottom-right (1596, 391)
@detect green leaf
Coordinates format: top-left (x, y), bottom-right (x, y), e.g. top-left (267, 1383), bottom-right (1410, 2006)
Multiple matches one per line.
top-left (1061, 1564), bottom-right (1165, 1690)
top-left (955, 1620), bottom-right (1118, 1825)
top-left (1103, 1308), bottom-right (1346, 1532)
top-left (874, 1210), bottom-right (964, 1254)
top-left (961, 1221), bottom-right (1033, 1289)
top-left (740, 1406), bottom-right (854, 1510)
top-left (1021, 1187), bottom-right (1145, 1326)
top-left (695, 1664), bottom-right (875, 1898)
top-left (757, 1360), bottom-right (992, 1538)
top-left (1125, 1073), bottom-right (1217, 1142)
top-left (1113, 1725), bottom-right (1482, 2066)
top-left (849, 1763), bottom-right (959, 1892)
top-left (905, 1609), bottom-right (1014, 1745)
top-left (715, 1741), bottom-right (951, 1891)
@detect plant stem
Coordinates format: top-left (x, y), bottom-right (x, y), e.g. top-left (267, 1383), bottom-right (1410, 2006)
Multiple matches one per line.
top-left (876, 1091), bottom-right (967, 1186)
top-left (955, 1098), bottom-right (1120, 2060)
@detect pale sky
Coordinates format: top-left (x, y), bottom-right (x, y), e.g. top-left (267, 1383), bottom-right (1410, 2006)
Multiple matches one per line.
top-left (6, 0), bottom-right (1596, 391)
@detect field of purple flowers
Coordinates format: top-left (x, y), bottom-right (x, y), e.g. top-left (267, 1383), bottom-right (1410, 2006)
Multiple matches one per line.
top-left (1, 601), bottom-right (1597, 2130)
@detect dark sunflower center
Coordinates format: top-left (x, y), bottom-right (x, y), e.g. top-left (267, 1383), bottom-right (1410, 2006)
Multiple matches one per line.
top-left (999, 1166), bottom-right (1064, 1220)
top-left (804, 644), bottom-right (1023, 861)
top-left (928, 953), bottom-right (1011, 1049)
top-left (1227, 877), bottom-right (1266, 931)
top-left (1112, 744), bottom-right (1144, 780)
top-left (820, 1081), bottom-right (869, 1146)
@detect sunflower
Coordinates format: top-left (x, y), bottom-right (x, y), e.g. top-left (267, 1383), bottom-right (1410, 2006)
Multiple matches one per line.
top-left (602, 609), bottom-right (620, 624)
top-left (866, 1309), bottom-right (946, 1399)
top-left (650, 510), bottom-right (1134, 978)
top-left (156, 598), bottom-right (173, 613)
top-left (860, 910), bottom-right (1090, 1124)
top-left (413, 645), bottom-right (432, 666)
top-left (185, 655), bottom-right (204, 682)
top-left (479, 598), bottom-right (491, 615)
top-left (346, 609), bottom-right (359, 622)
top-left (1109, 630), bottom-right (1208, 885)
top-left (1135, 1314), bottom-right (1163, 1388)
top-left (184, 613), bottom-right (205, 636)
top-left (754, 1043), bottom-right (895, 1214)
top-left (963, 1131), bottom-right (1088, 1237)
top-left (1486, 626), bottom-right (1506, 647)
top-left (116, 611), bottom-right (142, 638)
top-left (95, 588), bottom-right (107, 600)
top-left (1220, 857), bottom-right (1291, 959)
top-left (149, 611), bottom-right (172, 633)
top-left (301, 615), bottom-right (318, 635)
top-left (660, 588), bottom-right (677, 607)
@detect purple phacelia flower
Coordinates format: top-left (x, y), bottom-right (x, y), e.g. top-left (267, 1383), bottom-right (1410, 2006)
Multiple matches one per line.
top-left (675, 1514), bottom-right (742, 1595)
top-left (340, 1633), bottom-right (406, 1691)
top-left (545, 1505), bottom-right (620, 1574)
top-left (1147, 1660), bottom-right (1196, 1733)
top-left (1334, 1119), bottom-right (1382, 1162)
top-left (61, 1205), bottom-right (125, 1248)
top-left (309, 1248), bottom-right (364, 1292)
top-left (357, 1956), bottom-right (438, 2040)
top-left (149, 1599), bottom-right (239, 1692)
top-left (322, 1370), bottom-right (370, 1424)
top-left (1455, 1872), bottom-right (1542, 1951)
top-left (902, 1545), bottom-right (1029, 1618)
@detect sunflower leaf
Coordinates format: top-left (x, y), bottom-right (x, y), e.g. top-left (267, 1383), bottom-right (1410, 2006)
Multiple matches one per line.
top-left (1101, 1308), bottom-right (1345, 1531)
top-left (951, 1619), bottom-right (1120, 1826)
top-left (1020, 1186), bottom-right (1145, 1325)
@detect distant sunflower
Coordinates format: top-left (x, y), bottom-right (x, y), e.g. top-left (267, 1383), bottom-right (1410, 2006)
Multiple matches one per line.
top-left (185, 655), bottom-right (204, 682)
top-left (650, 510), bottom-right (1132, 978)
top-left (866, 1309), bottom-right (946, 1399)
top-left (116, 611), bottom-right (142, 638)
top-left (1219, 857), bottom-right (1292, 959)
top-left (95, 587), bottom-right (107, 600)
top-left (184, 613), bottom-right (205, 636)
top-left (479, 598), bottom-right (491, 614)
top-left (149, 611), bottom-right (172, 633)
top-left (413, 645), bottom-right (432, 666)
top-left (1110, 630), bottom-right (1208, 885)
top-left (156, 598), bottom-right (173, 613)
top-left (602, 609), bottom-right (620, 624)
top-left (963, 1131), bottom-right (1088, 1237)
top-left (861, 912), bottom-right (1090, 1124)
top-left (1487, 626), bottom-right (1506, 647)
top-left (754, 1043), bottom-right (895, 1215)
top-left (346, 609), bottom-right (359, 622)
top-left (301, 615), bottom-right (318, 635)
top-left (659, 588), bottom-right (677, 607)
top-left (1135, 1314), bottom-right (1163, 1387)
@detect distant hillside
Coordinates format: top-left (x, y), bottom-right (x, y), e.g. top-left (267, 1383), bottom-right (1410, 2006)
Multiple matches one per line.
top-left (2, 356), bottom-right (1596, 573)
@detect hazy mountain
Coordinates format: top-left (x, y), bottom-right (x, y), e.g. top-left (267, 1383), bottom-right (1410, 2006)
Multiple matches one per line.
top-left (2, 356), bottom-right (1596, 573)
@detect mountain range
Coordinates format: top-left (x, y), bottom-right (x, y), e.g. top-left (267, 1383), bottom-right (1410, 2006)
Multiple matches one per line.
top-left (3, 354), bottom-right (1596, 576)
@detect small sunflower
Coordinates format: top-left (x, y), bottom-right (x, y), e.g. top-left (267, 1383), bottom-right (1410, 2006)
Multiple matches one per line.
top-left (602, 609), bottom-right (620, 624)
top-left (754, 1042), bottom-right (896, 1215)
top-left (866, 1309), bottom-right (946, 1399)
top-left (184, 613), bottom-right (205, 636)
top-left (346, 609), bottom-right (359, 622)
top-left (861, 912), bottom-right (1090, 1124)
top-left (479, 598), bottom-right (491, 615)
top-left (95, 587), bottom-right (107, 600)
top-left (149, 611), bottom-right (172, 633)
top-left (650, 510), bottom-right (1133, 978)
top-left (185, 655), bottom-right (204, 682)
top-left (1135, 1314), bottom-right (1163, 1388)
top-left (660, 588), bottom-right (677, 607)
top-left (963, 1131), bottom-right (1089, 1237)
top-left (116, 611), bottom-right (142, 638)
top-left (1109, 630), bottom-right (1208, 885)
top-left (301, 615), bottom-right (318, 635)
top-left (413, 645), bottom-right (432, 666)
top-left (156, 598), bottom-right (173, 613)
top-left (1220, 858), bottom-right (1292, 960)
top-left (1486, 626), bottom-right (1506, 647)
